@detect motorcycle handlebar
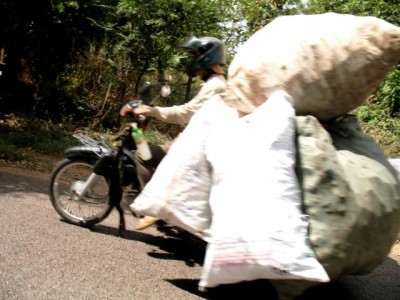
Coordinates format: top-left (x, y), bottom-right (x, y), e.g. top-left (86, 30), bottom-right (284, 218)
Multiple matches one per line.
top-left (121, 100), bottom-right (149, 127)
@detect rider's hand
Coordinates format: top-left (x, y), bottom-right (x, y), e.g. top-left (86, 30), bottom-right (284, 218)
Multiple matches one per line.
top-left (133, 105), bottom-right (152, 115)
top-left (120, 103), bottom-right (134, 117)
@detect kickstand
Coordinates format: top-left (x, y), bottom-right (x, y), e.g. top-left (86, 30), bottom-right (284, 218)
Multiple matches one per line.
top-left (116, 204), bottom-right (126, 237)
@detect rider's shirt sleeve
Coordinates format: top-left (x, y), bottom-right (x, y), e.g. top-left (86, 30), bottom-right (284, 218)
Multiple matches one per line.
top-left (147, 75), bottom-right (226, 126)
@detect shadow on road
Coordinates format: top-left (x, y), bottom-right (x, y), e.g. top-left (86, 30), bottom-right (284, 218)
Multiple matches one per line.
top-left (89, 222), bottom-right (206, 268)
top-left (298, 257), bottom-right (400, 299)
top-left (167, 257), bottom-right (400, 300)
top-left (89, 222), bottom-right (400, 300)
top-left (166, 278), bottom-right (279, 299)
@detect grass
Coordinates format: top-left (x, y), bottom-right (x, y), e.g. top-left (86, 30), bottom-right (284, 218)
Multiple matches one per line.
top-left (0, 114), bottom-right (77, 172)
top-left (0, 115), bottom-right (78, 153)
top-left (0, 113), bottom-right (172, 173)
top-left (355, 103), bottom-right (400, 159)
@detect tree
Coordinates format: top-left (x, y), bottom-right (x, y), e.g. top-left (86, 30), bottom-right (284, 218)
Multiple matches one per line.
top-left (0, 0), bottom-right (117, 116)
top-left (50, 0), bottom-right (230, 127)
top-left (109, 0), bottom-right (224, 93)
top-left (218, 0), bottom-right (306, 54)
top-left (0, 0), bottom-right (57, 112)
top-left (305, 0), bottom-right (399, 25)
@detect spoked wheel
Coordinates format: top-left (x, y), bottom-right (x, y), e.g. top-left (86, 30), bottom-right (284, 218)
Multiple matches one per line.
top-left (49, 158), bottom-right (113, 227)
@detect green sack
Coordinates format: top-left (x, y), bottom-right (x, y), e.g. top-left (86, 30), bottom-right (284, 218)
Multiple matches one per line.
top-left (296, 114), bottom-right (400, 278)
top-left (272, 115), bottom-right (400, 300)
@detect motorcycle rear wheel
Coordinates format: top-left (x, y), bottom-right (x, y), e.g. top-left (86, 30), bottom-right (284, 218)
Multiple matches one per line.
top-left (49, 158), bottom-right (113, 227)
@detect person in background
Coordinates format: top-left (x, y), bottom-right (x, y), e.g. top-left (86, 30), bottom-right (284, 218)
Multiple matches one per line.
top-left (120, 36), bottom-right (227, 230)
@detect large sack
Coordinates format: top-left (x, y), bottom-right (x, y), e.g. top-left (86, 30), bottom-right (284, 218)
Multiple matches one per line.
top-left (388, 158), bottom-right (400, 179)
top-left (199, 91), bottom-right (329, 290)
top-left (270, 115), bottom-right (400, 300)
top-left (130, 96), bottom-right (223, 240)
top-left (223, 13), bottom-right (400, 120)
top-left (295, 115), bottom-right (400, 279)
top-left (132, 92), bottom-right (329, 294)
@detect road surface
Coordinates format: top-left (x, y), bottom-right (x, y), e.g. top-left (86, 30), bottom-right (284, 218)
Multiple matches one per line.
top-left (0, 166), bottom-right (399, 299)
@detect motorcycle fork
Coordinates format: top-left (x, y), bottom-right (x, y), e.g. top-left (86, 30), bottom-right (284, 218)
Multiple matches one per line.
top-left (72, 155), bottom-right (114, 202)
top-left (73, 172), bottom-right (100, 201)
top-left (75, 155), bottom-right (126, 235)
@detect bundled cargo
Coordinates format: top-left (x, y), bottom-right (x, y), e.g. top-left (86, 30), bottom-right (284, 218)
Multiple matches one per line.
top-left (131, 13), bottom-right (400, 300)
top-left (223, 13), bottom-right (400, 120)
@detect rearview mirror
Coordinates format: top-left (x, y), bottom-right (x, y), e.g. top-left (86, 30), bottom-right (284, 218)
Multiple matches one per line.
top-left (138, 81), bottom-right (151, 98)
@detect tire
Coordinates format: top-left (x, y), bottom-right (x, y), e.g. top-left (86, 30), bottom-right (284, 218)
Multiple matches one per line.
top-left (49, 158), bottom-right (113, 227)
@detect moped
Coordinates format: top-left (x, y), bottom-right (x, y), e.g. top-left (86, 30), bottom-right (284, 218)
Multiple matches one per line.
top-left (49, 83), bottom-right (152, 236)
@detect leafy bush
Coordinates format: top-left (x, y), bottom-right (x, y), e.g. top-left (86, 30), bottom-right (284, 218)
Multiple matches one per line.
top-left (0, 114), bottom-right (77, 158)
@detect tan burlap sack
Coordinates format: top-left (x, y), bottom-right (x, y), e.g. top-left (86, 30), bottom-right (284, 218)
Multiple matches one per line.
top-left (223, 13), bottom-right (400, 120)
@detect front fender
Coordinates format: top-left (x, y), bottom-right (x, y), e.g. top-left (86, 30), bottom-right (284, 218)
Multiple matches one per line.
top-left (64, 146), bottom-right (111, 160)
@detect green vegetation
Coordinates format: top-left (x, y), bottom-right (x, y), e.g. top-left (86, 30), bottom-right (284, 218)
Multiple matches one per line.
top-left (0, 116), bottom-right (73, 157)
top-left (0, 114), bottom-right (76, 170)
top-left (0, 0), bottom-right (399, 170)
top-left (0, 113), bottom-right (172, 172)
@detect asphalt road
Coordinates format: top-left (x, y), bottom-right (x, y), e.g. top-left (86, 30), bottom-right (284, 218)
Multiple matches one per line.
top-left (0, 166), bottom-right (399, 300)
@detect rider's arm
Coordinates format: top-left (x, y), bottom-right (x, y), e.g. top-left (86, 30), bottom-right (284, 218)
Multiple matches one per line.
top-left (146, 74), bottom-right (226, 126)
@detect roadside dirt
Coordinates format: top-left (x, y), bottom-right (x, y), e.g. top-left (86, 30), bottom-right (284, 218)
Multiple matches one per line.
top-left (0, 152), bottom-right (59, 174)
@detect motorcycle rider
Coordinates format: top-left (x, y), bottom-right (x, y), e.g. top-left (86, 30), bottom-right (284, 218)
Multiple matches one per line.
top-left (120, 36), bottom-right (227, 230)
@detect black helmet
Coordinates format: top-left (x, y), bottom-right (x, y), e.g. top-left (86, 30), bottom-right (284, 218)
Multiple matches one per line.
top-left (180, 36), bottom-right (226, 77)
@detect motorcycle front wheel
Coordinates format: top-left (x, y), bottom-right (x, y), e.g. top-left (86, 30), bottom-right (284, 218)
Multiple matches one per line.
top-left (49, 158), bottom-right (113, 227)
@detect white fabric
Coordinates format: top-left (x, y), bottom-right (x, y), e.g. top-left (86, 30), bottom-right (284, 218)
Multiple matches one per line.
top-left (388, 158), bottom-right (400, 180)
top-left (131, 91), bottom-right (329, 286)
top-left (130, 95), bottom-right (225, 240)
top-left (199, 91), bottom-right (329, 288)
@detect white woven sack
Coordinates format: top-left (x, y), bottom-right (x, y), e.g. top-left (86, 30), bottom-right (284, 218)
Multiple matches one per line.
top-left (199, 91), bottom-right (329, 289)
top-left (389, 158), bottom-right (400, 180)
top-left (223, 13), bottom-right (400, 120)
top-left (130, 95), bottom-right (226, 240)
